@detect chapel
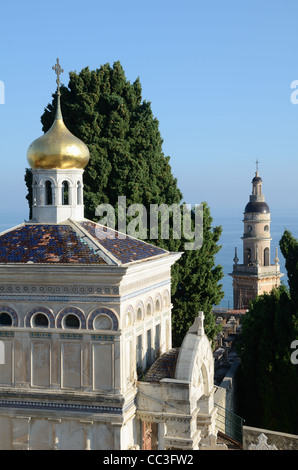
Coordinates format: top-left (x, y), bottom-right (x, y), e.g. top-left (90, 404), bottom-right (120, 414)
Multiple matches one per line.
top-left (0, 60), bottom-right (221, 450)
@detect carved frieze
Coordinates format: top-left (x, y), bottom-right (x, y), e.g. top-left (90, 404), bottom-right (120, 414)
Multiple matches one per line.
top-left (0, 284), bottom-right (120, 296)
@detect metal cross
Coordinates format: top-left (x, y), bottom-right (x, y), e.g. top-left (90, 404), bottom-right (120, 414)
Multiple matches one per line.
top-left (255, 159), bottom-right (260, 172)
top-left (52, 58), bottom-right (64, 90)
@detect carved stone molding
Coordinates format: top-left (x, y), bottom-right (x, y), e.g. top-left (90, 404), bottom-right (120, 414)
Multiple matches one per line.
top-left (0, 284), bottom-right (120, 296)
top-left (248, 433), bottom-right (278, 450)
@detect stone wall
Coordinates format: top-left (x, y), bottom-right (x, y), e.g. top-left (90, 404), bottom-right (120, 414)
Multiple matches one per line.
top-left (243, 425), bottom-right (298, 450)
top-left (214, 358), bottom-right (240, 413)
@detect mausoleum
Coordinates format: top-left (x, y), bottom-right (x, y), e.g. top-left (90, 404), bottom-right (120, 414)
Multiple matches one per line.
top-left (0, 60), bottom-right (221, 450)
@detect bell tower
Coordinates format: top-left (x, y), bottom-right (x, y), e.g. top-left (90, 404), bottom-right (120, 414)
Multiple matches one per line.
top-left (230, 163), bottom-right (283, 309)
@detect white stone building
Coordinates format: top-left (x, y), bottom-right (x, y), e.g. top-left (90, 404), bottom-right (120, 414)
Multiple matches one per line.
top-left (0, 63), bottom-right (221, 450)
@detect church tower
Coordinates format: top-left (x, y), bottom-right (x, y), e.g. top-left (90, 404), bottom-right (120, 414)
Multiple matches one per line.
top-left (230, 164), bottom-right (283, 309)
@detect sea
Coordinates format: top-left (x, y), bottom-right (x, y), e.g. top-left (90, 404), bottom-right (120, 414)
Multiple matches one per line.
top-left (0, 210), bottom-right (298, 309)
top-left (212, 213), bottom-right (298, 308)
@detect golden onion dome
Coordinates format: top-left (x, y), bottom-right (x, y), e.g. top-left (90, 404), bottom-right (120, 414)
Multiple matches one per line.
top-left (28, 57), bottom-right (89, 171)
top-left (27, 95), bottom-right (90, 170)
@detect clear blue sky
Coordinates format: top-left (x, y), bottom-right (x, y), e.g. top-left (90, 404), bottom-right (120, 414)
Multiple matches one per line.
top-left (1, 0), bottom-right (298, 230)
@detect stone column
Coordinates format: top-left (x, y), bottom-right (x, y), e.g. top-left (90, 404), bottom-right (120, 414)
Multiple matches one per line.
top-left (111, 422), bottom-right (122, 450)
top-left (48, 418), bottom-right (62, 450)
top-left (80, 420), bottom-right (93, 450)
top-left (12, 416), bottom-right (31, 450)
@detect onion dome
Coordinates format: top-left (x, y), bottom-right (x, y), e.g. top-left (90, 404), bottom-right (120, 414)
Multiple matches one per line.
top-left (27, 59), bottom-right (90, 170)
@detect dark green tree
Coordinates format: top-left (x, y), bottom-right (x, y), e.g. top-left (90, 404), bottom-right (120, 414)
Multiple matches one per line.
top-left (280, 229), bottom-right (298, 310)
top-left (171, 203), bottom-right (223, 346)
top-left (238, 237), bottom-right (298, 434)
top-left (25, 61), bottom-right (224, 345)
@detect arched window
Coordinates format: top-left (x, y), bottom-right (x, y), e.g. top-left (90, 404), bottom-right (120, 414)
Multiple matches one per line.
top-left (264, 225), bottom-right (269, 232)
top-left (245, 247), bottom-right (252, 265)
top-left (63, 314), bottom-right (80, 329)
top-left (45, 180), bottom-right (52, 205)
top-left (137, 307), bottom-right (142, 321)
top-left (146, 303), bottom-right (152, 316)
top-left (33, 313), bottom-right (49, 328)
top-left (0, 312), bottom-right (12, 326)
top-left (264, 247), bottom-right (270, 266)
top-left (77, 180), bottom-right (82, 205)
top-left (94, 314), bottom-right (113, 330)
top-left (62, 181), bottom-right (69, 205)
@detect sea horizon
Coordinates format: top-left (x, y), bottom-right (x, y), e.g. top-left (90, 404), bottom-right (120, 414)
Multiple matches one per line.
top-left (0, 209), bottom-right (297, 311)
top-left (213, 213), bottom-right (298, 309)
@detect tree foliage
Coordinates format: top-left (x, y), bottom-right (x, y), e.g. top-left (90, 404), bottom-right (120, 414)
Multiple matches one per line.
top-left (238, 230), bottom-right (298, 434)
top-left (25, 61), bottom-right (224, 345)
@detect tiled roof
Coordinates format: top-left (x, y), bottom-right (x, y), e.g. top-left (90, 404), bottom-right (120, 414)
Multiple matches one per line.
top-left (145, 348), bottom-right (179, 382)
top-left (0, 221), bottom-right (168, 265)
top-left (79, 221), bottom-right (167, 264)
top-left (0, 224), bottom-right (104, 264)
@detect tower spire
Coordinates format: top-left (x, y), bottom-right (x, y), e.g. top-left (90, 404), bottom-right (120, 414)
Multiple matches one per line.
top-left (52, 58), bottom-right (64, 120)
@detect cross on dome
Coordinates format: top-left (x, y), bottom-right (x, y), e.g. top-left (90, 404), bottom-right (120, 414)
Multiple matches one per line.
top-left (27, 59), bottom-right (90, 171)
top-left (52, 58), bottom-right (64, 92)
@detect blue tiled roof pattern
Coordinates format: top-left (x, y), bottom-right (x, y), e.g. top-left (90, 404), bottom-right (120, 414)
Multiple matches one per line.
top-left (80, 221), bottom-right (167, 264)
top-left (0, 225), bottom-right (102, 264)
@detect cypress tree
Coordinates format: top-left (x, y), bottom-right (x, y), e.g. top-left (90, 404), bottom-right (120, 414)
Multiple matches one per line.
top-left (238, 284), bottom-right (298, 433)
top-left (25, 61), bottom-right (224, 345)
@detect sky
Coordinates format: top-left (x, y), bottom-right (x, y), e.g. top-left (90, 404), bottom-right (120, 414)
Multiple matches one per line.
top-left (1, 0), bottom-right (298, 235)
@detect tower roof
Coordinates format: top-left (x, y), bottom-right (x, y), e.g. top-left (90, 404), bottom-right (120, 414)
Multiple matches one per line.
top-left (244, 167), bottom-right (270, 214)
top-left (244, 201), bottom-right (270, 213)
top-left (252, 175), bottom-right (262, 183)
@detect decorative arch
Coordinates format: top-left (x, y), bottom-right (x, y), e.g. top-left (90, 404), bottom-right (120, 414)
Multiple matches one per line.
top-left (176, 333), bottom-right (214, 397)
top-left (61, 180), bottom-right (70, 205)
top-left (56, 306), bottom-right (86, 329)
top-left (87, 307), bottom-right (119, 331)
top-left (40, 176), bottom-right (56, 186)
top-left (77, 180), bottom-right (83, 205)
top-left (244, 247), bottom-right (252, 265)
top-left (162, 289), bottom-right (170, 308)
top-left (136, 301), bottom-right (144, 322)
top-left (0, 306), bottom-right (18, 327)
top-left (124, 305), bottom-right (134, 328)
top-left (57, 176), bottom-right (73, 187)
top-left (45, 180), bottom-right (53, 205)
top-left (145, 296), bottom-right (154, 316)
top-left (264, 247), bottom-right (270, 266)
top-left (154, 293), bottom-right (162, 313)
top-left (25, 307), bottom-right (55, 328)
